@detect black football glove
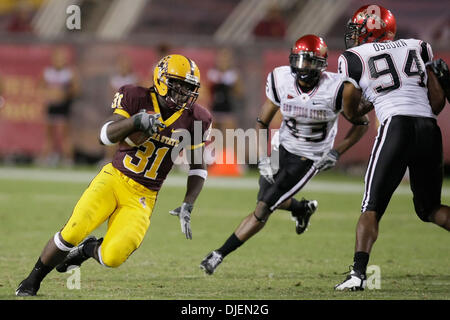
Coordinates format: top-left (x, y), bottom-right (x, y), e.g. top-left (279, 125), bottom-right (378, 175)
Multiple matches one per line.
top-left (427, 58), bottom-right (450, 102)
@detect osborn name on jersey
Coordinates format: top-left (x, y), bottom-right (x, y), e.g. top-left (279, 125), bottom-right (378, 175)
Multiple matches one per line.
top-left (338, 38), bottom-right (435, 124)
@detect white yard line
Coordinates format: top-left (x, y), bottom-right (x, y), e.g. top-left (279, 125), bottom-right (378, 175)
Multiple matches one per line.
top-left (1, 167), bottom-right (449, 196)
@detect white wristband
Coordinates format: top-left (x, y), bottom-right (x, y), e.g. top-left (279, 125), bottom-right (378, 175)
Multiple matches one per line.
top-left (100, 121), bottom-right (115, 145)
top-left (188, 169), bottom-right (208, 180)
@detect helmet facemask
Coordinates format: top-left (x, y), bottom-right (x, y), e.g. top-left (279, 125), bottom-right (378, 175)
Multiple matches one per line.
top-left (345, 18), bottom-right (367, 49)
top-left (153, 54), bottom-right (201, 111)
top-left (163, 76), bottom-right (200, 111)
top-left (289, 51), bottom-right (327, 87)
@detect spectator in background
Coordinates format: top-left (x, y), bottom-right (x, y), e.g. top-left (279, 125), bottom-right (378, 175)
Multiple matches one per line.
top-left (207, 48), bottom-right (243, 132)
top-left (253, 4), bottom-right (286, 39)
top-left (6, 0), bottom-right (34, 34)
top-left (155, 43), bottom-right (171, 64)
top-left (38, 47), bottom-right (80, 167)
top-left (109, 54), bottom-right (138, 96)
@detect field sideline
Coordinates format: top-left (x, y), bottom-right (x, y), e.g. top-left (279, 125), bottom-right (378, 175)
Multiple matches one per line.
top-left (0, 166), bottom-right (449, 300)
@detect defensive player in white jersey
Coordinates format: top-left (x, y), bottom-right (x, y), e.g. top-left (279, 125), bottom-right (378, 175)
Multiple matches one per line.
top-left (335, 5), bottom-right (450, 291)
top-left (200, 35), bottom-right (369, 275)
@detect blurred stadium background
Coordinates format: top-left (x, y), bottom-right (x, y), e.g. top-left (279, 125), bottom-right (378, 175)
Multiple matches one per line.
top-left (0, 0), bottom-right (448, 171)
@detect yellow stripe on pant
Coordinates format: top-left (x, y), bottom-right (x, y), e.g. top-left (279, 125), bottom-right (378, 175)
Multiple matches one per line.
top-left (60, 163), bottom-right (157, 267)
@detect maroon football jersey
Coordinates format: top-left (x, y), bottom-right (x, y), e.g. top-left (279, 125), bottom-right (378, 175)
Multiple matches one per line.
top-left (110, 85), bottom-right (212, 191)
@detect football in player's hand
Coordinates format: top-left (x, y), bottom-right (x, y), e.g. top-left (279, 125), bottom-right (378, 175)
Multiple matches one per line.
top-left (125, 131), bottom-right (150, 146)
top-left (124, 110), bottom-right (155, 146)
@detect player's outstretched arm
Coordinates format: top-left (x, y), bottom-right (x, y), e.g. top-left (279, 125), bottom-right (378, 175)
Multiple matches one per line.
top-left (338, 80), bottom-right (370, 153)
top-left (256, 99), bottom-right (279, 184)
top-left (314, 113), bottom-right (369, 172)
top-left (256, 99), bottom-right (279, 156)
top-left (169, 147), bottom-right (208, 240)
top-left (315, 81), bottom-right (369, 172)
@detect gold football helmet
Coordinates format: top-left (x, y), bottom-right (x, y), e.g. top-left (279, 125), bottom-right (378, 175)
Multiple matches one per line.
top-left (153, 54), bottom-right (201, 110)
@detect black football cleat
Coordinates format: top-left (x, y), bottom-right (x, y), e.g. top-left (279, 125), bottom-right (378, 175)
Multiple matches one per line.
top-left (291, 199), bottom-right (318, 234)
top-left (56, 236), bottom-right (98, 273)
top-left (15, 278), bottom-right (40, 297)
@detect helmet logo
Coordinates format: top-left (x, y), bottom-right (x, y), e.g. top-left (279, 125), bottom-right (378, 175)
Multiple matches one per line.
top-left (363, 5), bottom-right (385, 30)
top-left (346, 4), bottom-right (396, 48)
top-left (157, 56), bottom-right (170, 80)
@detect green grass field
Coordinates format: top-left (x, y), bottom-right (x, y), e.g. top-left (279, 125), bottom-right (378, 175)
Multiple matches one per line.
top-left (0, 166), bottom-right (449, 300)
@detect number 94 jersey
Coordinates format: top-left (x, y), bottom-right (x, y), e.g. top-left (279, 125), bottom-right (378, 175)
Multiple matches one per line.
top-left (338, 39), bottom-right (435, 124)
top-left (266, 67), bottom-right (345, 162)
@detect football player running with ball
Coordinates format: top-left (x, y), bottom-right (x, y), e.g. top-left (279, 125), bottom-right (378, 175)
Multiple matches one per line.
top-left (16, 54), bottom-right (212, 296)
top-left (200, 35), bottom-right (369, 275)
top-left (334, 5), bottom-right (450, 291)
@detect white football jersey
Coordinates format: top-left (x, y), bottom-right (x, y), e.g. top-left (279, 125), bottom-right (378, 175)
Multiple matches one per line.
top-left (338, 38), bottom-right (435, 124)
top-left (266, 67), bottom-right (345, 161)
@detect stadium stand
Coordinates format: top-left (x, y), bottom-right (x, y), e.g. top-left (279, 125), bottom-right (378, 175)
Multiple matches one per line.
top-left (0, 0), bottom-right (448, 169)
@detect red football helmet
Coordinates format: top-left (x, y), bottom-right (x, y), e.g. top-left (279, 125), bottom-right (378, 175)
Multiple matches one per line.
top-left (289, 34), bottom-right (328, 86)
top-left (345, 4), bottom-right (397, 48)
